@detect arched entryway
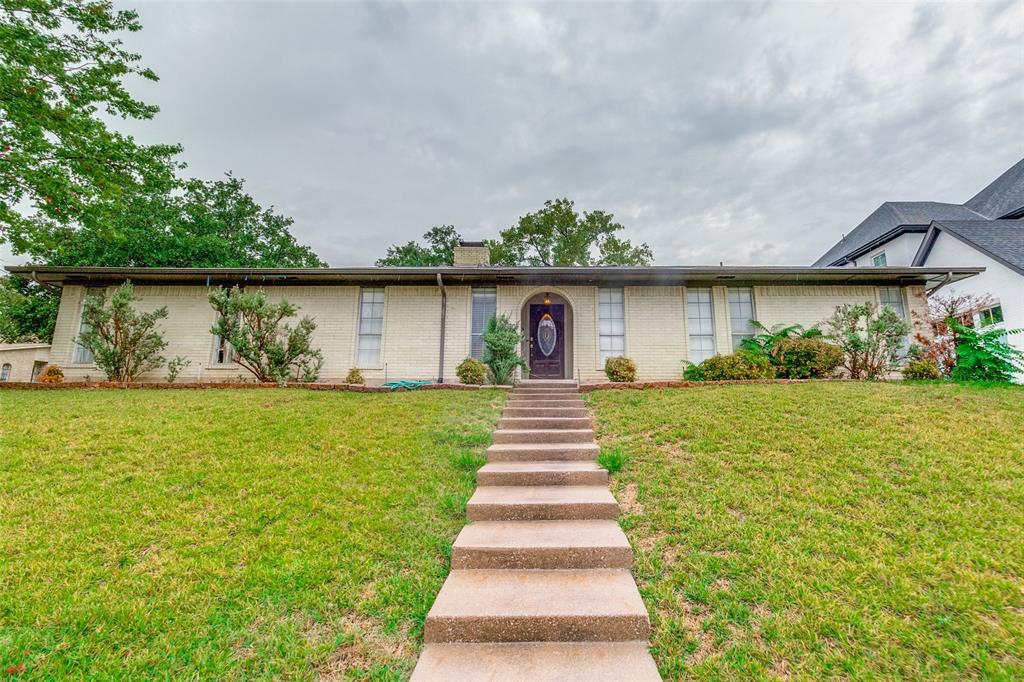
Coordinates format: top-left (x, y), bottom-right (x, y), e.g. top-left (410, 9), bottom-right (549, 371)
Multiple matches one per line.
top-left (519, 290), bottom-right (574, 379)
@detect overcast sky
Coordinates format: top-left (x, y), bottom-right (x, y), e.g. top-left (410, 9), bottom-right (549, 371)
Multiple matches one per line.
top-left (5, 0), bottom-right (1023, 268)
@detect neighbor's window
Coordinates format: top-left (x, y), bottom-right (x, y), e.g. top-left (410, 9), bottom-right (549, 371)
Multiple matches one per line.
top-left (470, 287), bottom-right (496, 360)
top-left (73, 287), bottom-right (104, 364)
top-left (687, 287), bottom-right (716, 364)
top-left (598, 288), bottom-right (625, 363)
top-left (728, 287), bottom-right (756, 351)
top-left (0, 363), bottom-right (10, 382)
top-left (879, 287), bottom-right (906, 320)
top-left (872, 252), bottom-right (888, 266)
top-left (979, 305), bottom-right (1004, 327)
top-left (357, 288), bottom-right (385, 366)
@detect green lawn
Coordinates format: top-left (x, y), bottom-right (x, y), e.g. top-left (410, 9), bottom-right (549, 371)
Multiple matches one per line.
top-left (587, 382), bottom-right (1024, 681)
top-left (0, 388), bottom-right (504, 680)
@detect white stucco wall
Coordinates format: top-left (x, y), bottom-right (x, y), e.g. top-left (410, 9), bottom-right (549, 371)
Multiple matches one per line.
top-left (852, 232), bottom-right (926, 267)
top-left (47, 281), bottom-right (928, 383)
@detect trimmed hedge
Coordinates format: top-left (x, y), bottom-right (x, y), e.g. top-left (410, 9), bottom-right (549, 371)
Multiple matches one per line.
top-left (604, 356), bottom-right (638, 383)
top-left (456, 357), bottom-right (488, 385)
top-left (685, 352), bottom-right (775, 381)
top-left (769, 337), bottom-right (844, 379)
top-left (903, 358), bottom-right (941, 380)
top-left (344, 368), bottom-right (365, 385)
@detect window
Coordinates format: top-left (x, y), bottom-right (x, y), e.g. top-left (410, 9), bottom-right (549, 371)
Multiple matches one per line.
top-left (728, 287), bottom-right (755, 351)
top-left (879, 287), bottom-right (906, 320)
top-left (470, 288), bottom-right (496, 360)
top-left (73, 287), bottom-right (104, 364)
top-left (598, 288), bottom-right (625, 363)
top-left (872, 252), bottom-right (888, 266)
top-left (357, 288), bottom-right (385, 366)
top-left (687, 288), bottom-right (716, 364)
top-left (979, 305), bottom-right (1004, 327)
top-left (212, 322), bottom-right (235, 364)
top-left (0, 363), bottom-right (10, 382)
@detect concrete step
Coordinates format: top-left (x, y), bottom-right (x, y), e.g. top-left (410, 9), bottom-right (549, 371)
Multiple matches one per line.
top-left (487, 443), bottom-right (599, 462)
top-left (493, 429), bottom-right (594, 444)
top-left (505, 399), bottom-right (586, 409)
top-left (517, 380), bottom-right (580, 388)
top-left (423, 569), bottom-right (650, 642)
top-left (467, 486), bottom-right (618, 521)
top-left (412, 641), bottom-right (660, 681)
top-left (451, 520), bottom-right (631, 569)
top-left (502, 406), bottom-right (589, 418)
top-left (511, 389), bottom-right (581, 398)
top-left (497, 416), bottom-right (592, 430)
top-left (477, 461), bottom-right (608, 486)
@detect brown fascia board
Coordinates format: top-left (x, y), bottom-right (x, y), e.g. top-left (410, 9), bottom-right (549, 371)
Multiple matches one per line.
top-left (4, 264), bottom-right (983, 289)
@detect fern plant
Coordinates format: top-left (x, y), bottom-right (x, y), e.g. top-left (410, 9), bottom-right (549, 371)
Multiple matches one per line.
top-left (739, 321), bottom-right (822, 355)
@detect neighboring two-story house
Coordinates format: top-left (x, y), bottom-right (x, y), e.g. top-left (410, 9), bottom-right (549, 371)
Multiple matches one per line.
top-left (814, 157), bottom-right (1024, 360)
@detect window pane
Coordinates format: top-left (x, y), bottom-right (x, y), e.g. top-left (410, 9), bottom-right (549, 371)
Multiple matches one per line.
top-left (687, 287), bottom-right (716, 365)
top-left (358, 288), bottom-right (385, 365)
top-left (471, 288), bottom-right (497, 359)
top-left (598, 288), bottom-right (625, 364)
top-left (872, 253), bottom-right (887, 266)
top-left (74, 287), bottom-right (103, 364)
top-left (728, 288), bottom-right (755, 344)
top-left (879, 287), bottom-right (906, 320)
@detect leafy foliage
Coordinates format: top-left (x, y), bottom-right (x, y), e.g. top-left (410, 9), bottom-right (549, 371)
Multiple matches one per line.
top-left (0, 275), bottom-right (59, 342)
top-left (685, 351), bottom-right (776, 381)
top-left (902, 358), bottom-right (941, 380)
top-left (604, 356), bottom-right (638, 382)
top-left (739, 321), bottom-right (822, 356)
top-left (39, 363), bottom-right (62, 383)
top-left (208, 287), bottom-right (323, 384)
top-left (165, 356), bottom-right (190, 383)
top-left (375, 225), bottom-right (460, 266)
top-left (823, 302), bottom-right (909, 380)
top-left (912, 292), bottom-right (995, 376)
top-left (949, 321), bottom-right (1024, 383)
top-left (76, 281), bottom-right (168, 382)
top-left (768, 337), bottom-right (844, 379)
top-left (455, 357), bottom-right (488, 385)
top-left (344, 367), bottom-right (364, 385)
top-left (481, 313), bottom-right (526, 385)
top-left (486, 198), bottom-right (652, 266)
top-left (0, 0), bottom-right (181, 250)
top-left (598, 447), bottom-right (629, 474)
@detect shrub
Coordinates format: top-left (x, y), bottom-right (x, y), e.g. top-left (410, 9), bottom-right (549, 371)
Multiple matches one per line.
top-left (604, 356), bottom-right (637, 382)
top-left (456, 357), bottom-right (488, 385)
top-left (693, 352), bottom-right (776, 381)
top-left (740, 321), bottom-right (823, 356)
top-left (822, 302), bottom-right (909, 380)
top-left (949, 321), bottom-right (1023, 382)
top-left (39, 364), bottom-right (64, 383)
top-left (345, 367), bottom-right (365, 385)
top-left (769, 337), bottom-right (844, 379)
top-left (166, 356), bottom-right (191, 383)
top-left (482, 313), bottom-right (526, 385)
top-left (209, 286), bottom-right (324, 384)
top-left (902, 359), bottom-right (941, 380)
top-left (77, 281), bottom-right (168, 383)
top-left (598, 447), bottom-right (630, 474)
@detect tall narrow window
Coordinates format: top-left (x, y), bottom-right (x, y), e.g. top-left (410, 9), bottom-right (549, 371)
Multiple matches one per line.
top-left (879, 287), bottom-right (906, 320)
top-left (0, 363), bottom-right (10, 382)
top-left (687, 288), bottom-right (715, 364)
top-left (728, 287), bottom-right (756, 351)
top-left (73, 287), bottom-right (103, 364)
top-left (470, 288), bottom-right (496, 360)
top-left (212, 322), bottom-right (235, 364)
top-left (357, 288), bottom-right (385, 366)
top-left (598, 288), bottom-right (625, 363)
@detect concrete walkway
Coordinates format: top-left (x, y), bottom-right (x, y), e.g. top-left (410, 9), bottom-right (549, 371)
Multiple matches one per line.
top-left (411, 379), bottom-right (660, 681)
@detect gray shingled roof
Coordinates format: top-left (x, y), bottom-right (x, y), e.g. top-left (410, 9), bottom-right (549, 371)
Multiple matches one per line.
top-left (965, 157), bottom-right (1024, 219)
top-left (919, 220), bottom-right (1024, 275)
top-left (812, 201), bottom-right (986, 266)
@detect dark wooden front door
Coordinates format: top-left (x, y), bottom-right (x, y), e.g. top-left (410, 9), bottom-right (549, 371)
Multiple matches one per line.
top-left (529, 304), bottom-right (565, 378)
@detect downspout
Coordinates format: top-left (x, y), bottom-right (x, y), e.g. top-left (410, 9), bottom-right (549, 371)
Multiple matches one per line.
top-left (929, 271), bottom-right (954, 295)
top-left (436, 272), bottom-right (447, 384)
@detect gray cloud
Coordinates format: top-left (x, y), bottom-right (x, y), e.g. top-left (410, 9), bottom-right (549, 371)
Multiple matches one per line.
top-left (3, 0), bottom-right (1022, 268)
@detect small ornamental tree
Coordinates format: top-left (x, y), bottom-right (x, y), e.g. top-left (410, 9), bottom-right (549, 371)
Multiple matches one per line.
top-left (482, 313), bottom-right (526, 385)
top-left (949, 321), bottom-right (1024, 382)
top-left (823, 302), bottom-right (909, 380)
top-left (76, 281), bottom-right (168, 382)
top-left (913, 292), bottom-right (995, 376)
top-left (208, 287), bottom-right (323, 383)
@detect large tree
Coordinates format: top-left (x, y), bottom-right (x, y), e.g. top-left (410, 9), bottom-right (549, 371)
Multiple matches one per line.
top-left (0, 0), bottom-right (181, 250)
top-left (377, 199), bottom-right (654, 267)
top-left (376, 225), bottom-right (460, 266)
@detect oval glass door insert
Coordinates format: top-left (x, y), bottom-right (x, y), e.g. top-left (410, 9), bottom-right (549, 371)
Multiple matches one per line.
top-left (537, 313), bottom-right (557, 357)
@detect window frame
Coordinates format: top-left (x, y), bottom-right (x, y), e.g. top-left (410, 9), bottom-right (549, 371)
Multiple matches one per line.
top-left (72, 286), bottom-right (104, 365)
top-left (687, 287), bottom-right (716, 364)
top-left (597, 287), bottom-right (625, 364)
top-left (727, 287), bottom-right (756, 352)
top-left (356, 287), bottom-right (385, 368)
top-left (878, 286), bottom-right (907, 321)
top-left (872, 252), bottom-right (888, 267)
top-left (0, 363), bottom-right (10, 382)
top-left (979, 305), bottom-right (1004, 327)
top-left (470, 287), bottom-right (497, 361)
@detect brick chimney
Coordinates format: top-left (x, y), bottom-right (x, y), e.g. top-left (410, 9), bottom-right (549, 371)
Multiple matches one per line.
top-left (453, 241), bottom-right (491, 266)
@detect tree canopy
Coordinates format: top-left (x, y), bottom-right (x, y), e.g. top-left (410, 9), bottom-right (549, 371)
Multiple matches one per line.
top-left (376, 199), bottom-right (653, 267)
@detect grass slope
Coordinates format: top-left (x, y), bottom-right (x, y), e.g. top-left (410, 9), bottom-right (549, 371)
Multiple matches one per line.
top-left (587, 382), bottom-right (1024, 681)
top-left (0, 388), bottom-right (504, 680)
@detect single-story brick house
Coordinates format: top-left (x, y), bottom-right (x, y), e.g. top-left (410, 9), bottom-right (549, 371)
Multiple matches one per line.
top-left (0, 343), bottom-right (51, 383)
top-left (6, 245), bottom-right (980, 383)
